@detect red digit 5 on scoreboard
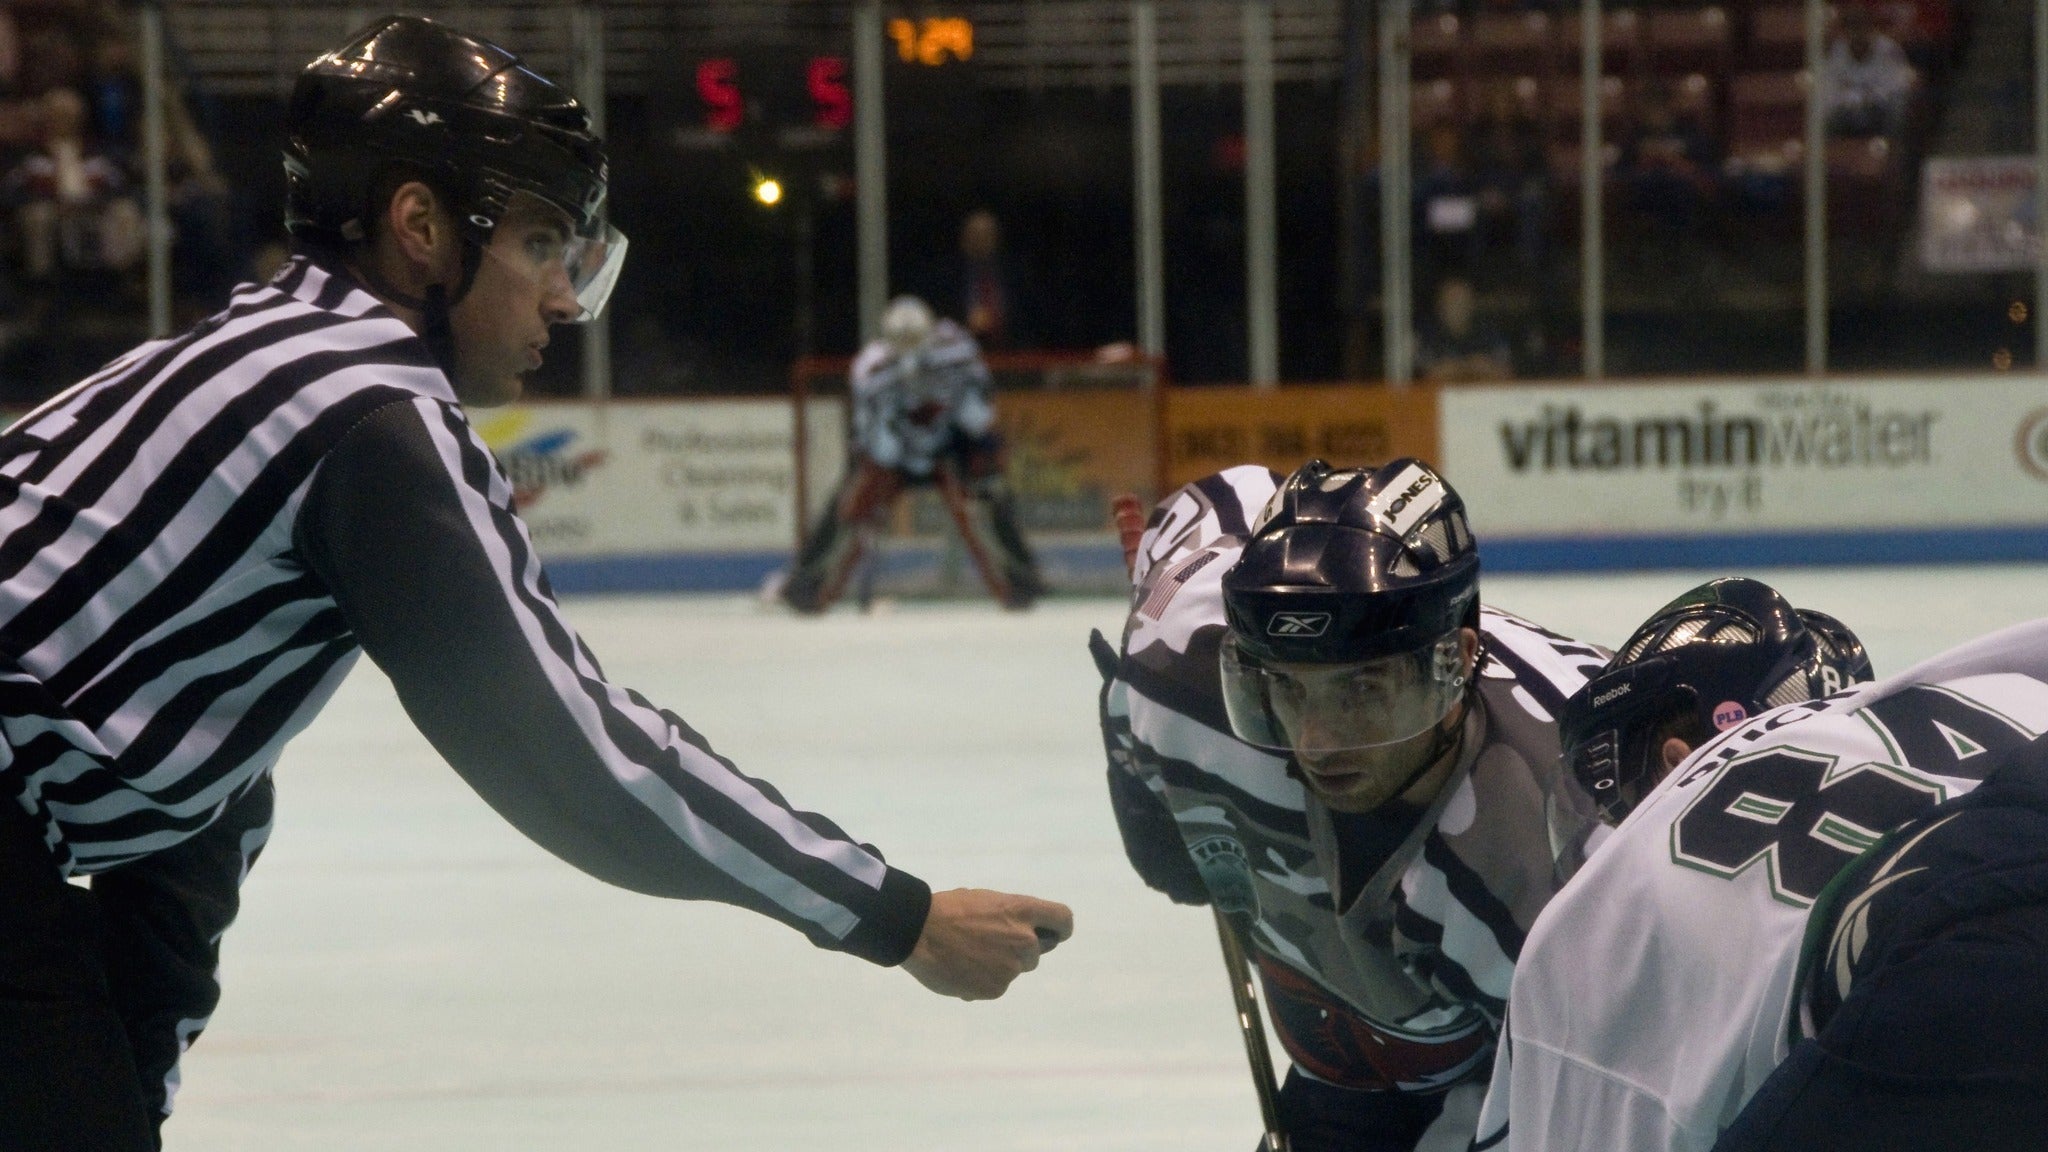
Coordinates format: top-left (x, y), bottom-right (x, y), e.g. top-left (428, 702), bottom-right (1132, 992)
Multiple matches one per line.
top-left (695, 58), bottom-right (743, 133)
top-left (808, 56), bottom-right (851, 132)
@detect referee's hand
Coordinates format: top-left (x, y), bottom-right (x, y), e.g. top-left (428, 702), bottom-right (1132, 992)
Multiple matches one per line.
top-left (901, 888), bottom-right (1074, 1001)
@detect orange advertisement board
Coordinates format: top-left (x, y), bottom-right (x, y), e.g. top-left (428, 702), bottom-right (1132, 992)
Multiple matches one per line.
top-left (1162, 385), bottom-right (1441, 490)
top-left (969, 388), bottom-right (1158, 533)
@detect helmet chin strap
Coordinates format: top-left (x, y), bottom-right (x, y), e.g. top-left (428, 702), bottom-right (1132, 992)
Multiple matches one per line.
top-left (1376, 665), bottom-right (1480, 806)
top-left (350, 235), bottom-right (485, 381)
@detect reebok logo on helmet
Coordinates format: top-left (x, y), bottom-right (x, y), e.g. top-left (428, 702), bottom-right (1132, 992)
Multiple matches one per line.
top-left (1268, 612), bottom-right (1332, 637)
top-left (1592, 683), bottom-right (1632, 707)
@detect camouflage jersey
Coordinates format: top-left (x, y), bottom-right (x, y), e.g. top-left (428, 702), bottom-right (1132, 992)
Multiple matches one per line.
top-left (1099, 466), bottom-right (1609, 1096)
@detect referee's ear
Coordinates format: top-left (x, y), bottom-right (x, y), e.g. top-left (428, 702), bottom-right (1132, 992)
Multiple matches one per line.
top-left (380, 180), bottom-right (460, 283)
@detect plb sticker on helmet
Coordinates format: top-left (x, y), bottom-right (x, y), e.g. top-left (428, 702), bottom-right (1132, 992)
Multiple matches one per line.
top-left (1712, 701), bottom-right (1749, 730)
top-left (1362, 462), bottom-right (1445, 538)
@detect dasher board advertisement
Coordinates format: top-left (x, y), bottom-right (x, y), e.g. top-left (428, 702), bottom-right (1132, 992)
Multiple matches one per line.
top-left (470, 398), bottom-right (845, 559)
top-left (1439, 377), bottom-right (2048, 567)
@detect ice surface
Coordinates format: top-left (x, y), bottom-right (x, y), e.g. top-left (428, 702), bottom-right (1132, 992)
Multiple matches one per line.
top-left (164, 565), bottom-right (2045, 1151)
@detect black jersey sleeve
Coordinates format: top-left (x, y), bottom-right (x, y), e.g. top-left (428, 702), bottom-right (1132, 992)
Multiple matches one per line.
top-left (294, 399), bottom-right (930, 967)
top-left (89, 771), bottom-right (273, 1135)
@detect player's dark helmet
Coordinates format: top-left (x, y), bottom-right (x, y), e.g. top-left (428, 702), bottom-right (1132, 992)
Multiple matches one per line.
top-left (1560, 577), bottom-right (1873, 823)
top-left (1218, 458), bottom-right (1481, 753)
top-left (283, 16), bottom-right (624, 318)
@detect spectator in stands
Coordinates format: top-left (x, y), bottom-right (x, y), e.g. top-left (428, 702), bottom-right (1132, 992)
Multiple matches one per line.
top-left (1824, 5), bottom-right (1916, 138)
top-left (18, 19), bottom-right (85, 101)
top-left (1472, 98), bottom-right (1550, 278)
top-left (1620, 85), bottom-right (1718, 238)
top-left (8, 85), bottom-right (142, 285)
top-left (164, 85), bottom-right (243, 318)
top-left (923, 208), bottom-right (1035, 351)
top-left (1415, 275), bottom-right (1514, 384)
top-left (1415, 122), bottom-right (1483, 283)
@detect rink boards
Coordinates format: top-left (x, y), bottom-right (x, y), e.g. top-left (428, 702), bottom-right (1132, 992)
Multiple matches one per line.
top-left (468, 372), bottom-right (2048, 593)
top-left (1439, 375), bottom-right (2048, 570)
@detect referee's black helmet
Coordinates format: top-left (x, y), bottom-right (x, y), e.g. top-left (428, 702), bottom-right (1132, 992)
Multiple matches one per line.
top-left (284, 15), bottom-right (608, 253)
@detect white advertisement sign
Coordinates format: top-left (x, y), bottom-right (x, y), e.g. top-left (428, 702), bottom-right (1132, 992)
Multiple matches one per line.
top-left (1919, 157), bottom-right (2039, 273)
top-left (1440, 377), bottom-right (2048, 538)
top-left (468, 398), bottom-right (845, 557)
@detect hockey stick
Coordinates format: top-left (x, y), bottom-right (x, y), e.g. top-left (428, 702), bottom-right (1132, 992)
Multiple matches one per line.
top-left (1214, 909), bottom-right (1291, 1152)
top-left (1110, 493), bottom-right (1147, 575)
top-left (1110, 490), bottom-right (1289, 1149)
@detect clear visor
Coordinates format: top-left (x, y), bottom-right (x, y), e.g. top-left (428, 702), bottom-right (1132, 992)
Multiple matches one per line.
top-left (483, 193), bottom-right (630, 323)
top-left (1219, 632), bottom-right (1466, 754)
top-left (1544, 768), bottom-right (1612, 884)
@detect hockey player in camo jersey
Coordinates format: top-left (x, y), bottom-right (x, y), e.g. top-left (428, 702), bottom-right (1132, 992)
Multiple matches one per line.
top-left (1093, 459), bottom-right (1611, 1151)
top-left (1476, 581), bottom-right (2048, 1152)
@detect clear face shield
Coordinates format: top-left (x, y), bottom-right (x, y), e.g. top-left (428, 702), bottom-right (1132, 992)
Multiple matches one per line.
top-left (1219, 631), bottom-right (1467, 755)
top-left (1545, 724), bottom-right (1650, 882)
top-left (1544, 757), bottom-right (1613, 884)
top-left (483, 191), bottom-right (629, 323)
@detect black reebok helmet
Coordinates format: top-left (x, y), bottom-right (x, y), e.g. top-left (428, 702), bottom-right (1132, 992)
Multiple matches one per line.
top-left (1219, 459), bottom-right (1481, 753)
top-left (1560, 577), bottom-right (1873, 823)
top-left (284, 16), bottom-right (625, 319)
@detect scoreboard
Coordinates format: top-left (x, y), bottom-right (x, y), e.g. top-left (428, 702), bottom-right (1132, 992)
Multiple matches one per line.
top-left (686, 51), bottom-right (852, 146)
top-left (678, 16), bottom-right (975, 149)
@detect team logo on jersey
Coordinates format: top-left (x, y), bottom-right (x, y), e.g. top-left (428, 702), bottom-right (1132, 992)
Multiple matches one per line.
top-left (1188, 835), bottom-right (1260, 916)
top-left (1712, 701), bottom-right (1749, 730)
top-left (1268, 612), bottom-right (1332, 638)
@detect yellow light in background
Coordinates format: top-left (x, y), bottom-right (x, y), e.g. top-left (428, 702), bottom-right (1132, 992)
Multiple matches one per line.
top-left (2011, 300), bottom-right (2029, 325)
top-left (887, 16), bottom-right (973, 65)
top-left (754, 176), bottom-right (784, 206)
top-left (920, 16), bottom-right (972, 65)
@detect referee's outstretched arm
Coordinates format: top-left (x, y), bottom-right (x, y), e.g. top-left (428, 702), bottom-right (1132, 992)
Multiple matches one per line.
top-left (294, 397), bottom-right (1069, 998)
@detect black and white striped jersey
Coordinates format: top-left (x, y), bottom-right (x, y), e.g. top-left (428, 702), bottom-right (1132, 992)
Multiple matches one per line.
top-left (1101, 466), bottom-right (1610, 1101)
top-left (0, 256), bottom-right (930, 1119)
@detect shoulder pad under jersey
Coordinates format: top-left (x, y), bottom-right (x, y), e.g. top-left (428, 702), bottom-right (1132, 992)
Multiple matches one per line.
top-left (1131, 465), bottom-right (1282, 588)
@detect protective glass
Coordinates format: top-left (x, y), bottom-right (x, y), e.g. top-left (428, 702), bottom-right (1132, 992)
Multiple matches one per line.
top-left (1219, 631), bottom-right (1466, 754)
top-left (485, 191), bottom-right (629, 323)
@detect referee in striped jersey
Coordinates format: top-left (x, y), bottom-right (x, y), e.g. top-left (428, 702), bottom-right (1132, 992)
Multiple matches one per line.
top-left (0, 17), bottom-right (1071, 1150)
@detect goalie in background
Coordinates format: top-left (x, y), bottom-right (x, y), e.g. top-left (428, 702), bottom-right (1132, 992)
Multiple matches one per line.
top-left (780, 295), bottom-right (1044, 613)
